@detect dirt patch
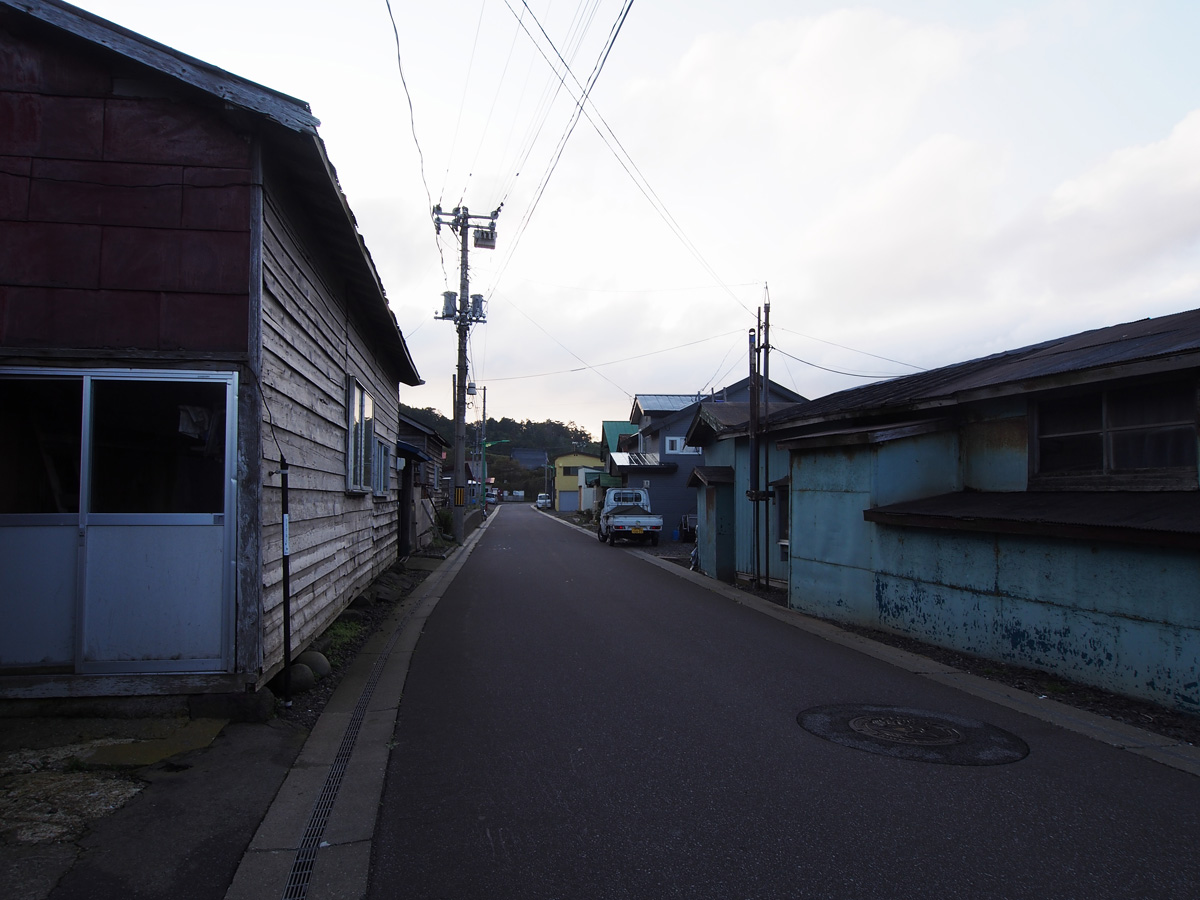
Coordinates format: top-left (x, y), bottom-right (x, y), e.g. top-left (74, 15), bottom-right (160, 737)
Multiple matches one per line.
top-left (274, 559), bottom-right (432, 731)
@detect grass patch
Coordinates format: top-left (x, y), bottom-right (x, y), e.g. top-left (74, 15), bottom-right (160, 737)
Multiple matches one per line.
top-left (323, 619), bottom-right (365, 667)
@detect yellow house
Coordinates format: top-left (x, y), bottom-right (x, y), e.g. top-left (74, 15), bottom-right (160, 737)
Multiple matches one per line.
top-left (552, 452), bottom-right (603, 511)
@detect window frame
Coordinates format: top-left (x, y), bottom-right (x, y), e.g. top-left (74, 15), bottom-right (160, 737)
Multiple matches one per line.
top-left (372, 438), bottom-right (390, 497)
top-left (346, 377), bottom-right (375, 494)
top-left (1029, 377), bottom-right (1198, 491)
top-left (664, 436), bottom-right (701, 455)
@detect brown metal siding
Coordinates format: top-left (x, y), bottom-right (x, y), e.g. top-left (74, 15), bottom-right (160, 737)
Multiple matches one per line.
top-left (0, 22), bottom-right (251, 355)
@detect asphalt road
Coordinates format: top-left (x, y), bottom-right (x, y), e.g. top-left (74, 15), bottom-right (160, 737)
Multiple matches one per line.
top-left (369, 504), bottom-right (1200, 899)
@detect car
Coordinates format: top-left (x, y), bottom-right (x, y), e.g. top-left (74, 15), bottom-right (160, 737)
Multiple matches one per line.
top-left (536, 493), bottom-right (551, 509)
top-left (486, 490), bottom-right (499, 505)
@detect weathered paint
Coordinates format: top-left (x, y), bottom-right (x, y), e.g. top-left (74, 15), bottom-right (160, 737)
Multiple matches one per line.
top-left (788, 422), bottom-right (1200, 711)
top-left (733, 438), bottom-right (789, 583)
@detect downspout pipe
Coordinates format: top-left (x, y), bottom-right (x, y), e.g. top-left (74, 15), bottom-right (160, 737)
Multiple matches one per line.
top-left (279, 454), bottom-right (292, 707)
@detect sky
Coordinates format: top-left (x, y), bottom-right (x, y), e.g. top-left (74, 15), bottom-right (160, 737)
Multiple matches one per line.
top-left (76, 0), bottom-right (1200, 439)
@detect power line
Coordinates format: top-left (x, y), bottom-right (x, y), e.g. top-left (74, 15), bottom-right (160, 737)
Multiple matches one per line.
top-left (495, 0), bottom-right (754, 319)
top-left (491, 0), bottom-right (634, 295)
top-left (383, 0), bottom-right (447, 286)
top-left (774, 325), bottom-right (924, 370)
top-left (773, 346), bottom-right (908, 379)
top-left (485, 329), bottom-right (742, 382)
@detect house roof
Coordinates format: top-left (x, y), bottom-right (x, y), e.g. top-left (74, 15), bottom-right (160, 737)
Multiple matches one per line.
top-left (630, 394), bottom-right (702, 422)
top-left (394, 440), bottom-right (434, 463)
top-left (776, 308), bottom-right (1200, 429)
top-left (686, 466), bottom-right (734, 487)
top-left (607, 452), bottom-right (677, 473)
top-left (3, 0), bottom-right (421, 386)
top-left (601, 420), bottom-right (638, 454)
top-left (553, 452), bottom-right (602, 466)
top-left (397, 413), bottom-right (449, 451)
top-left (685, 400), bottom-right (808, 446)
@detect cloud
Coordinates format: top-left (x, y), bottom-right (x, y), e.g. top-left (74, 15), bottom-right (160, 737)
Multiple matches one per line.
top-left (798, 133), bottom-right (1006, 312)
top-left (1034, 109), bottom-right (1200, 290)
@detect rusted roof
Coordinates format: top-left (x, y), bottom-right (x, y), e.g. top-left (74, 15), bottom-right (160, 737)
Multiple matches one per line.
top-left (864, 491), bottom-right (1200, 549)
top-left (780, 308), bottom-right (1200, 427)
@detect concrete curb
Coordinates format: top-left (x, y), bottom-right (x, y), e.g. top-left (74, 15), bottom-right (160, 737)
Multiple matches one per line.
top-left (224, 513), bottom-right (496, 900)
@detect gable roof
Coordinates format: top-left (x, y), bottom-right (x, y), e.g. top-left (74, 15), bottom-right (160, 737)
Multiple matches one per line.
top-left (601, 420), bottom-right (638, 454)
top-left (2, 0), bottom-right (421, 386)
top-left (630, 394), bottom-right (702, 423)
top-left (631, 378), bottom-right (808, 426)
top-left (776, 308), bottom-right (1200, 430)
top-left (684, 400), bottom-right (807, 446)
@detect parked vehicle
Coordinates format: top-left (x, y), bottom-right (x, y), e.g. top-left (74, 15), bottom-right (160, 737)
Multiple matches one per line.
top-left (536, 493), bottom-right (552, 509)
top-left (596, 488), bottom-right (663, 546)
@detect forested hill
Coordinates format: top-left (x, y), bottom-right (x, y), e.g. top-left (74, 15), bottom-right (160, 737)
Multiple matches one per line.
top-left (399, 405), bottom-right (601, 459)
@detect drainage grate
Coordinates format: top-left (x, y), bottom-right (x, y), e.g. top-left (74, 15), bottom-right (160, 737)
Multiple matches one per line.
top-left (798, 704), bottom-right (1029, 766)
top-left (282, 606), bottom-right (415, 900)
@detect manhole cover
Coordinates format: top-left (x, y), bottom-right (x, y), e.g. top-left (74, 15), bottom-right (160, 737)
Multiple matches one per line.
top-left (798, 704), bottom-right (1029, 766)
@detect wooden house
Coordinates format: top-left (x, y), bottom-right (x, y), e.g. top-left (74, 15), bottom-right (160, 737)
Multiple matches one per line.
top-left (396, 412), bottom-right (449, 553)
top-left (0, 0), bottom-right (421, 698)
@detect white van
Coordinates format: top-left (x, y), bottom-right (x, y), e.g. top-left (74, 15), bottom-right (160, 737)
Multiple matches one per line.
top-left (535, 493), bottom-right (551, 509)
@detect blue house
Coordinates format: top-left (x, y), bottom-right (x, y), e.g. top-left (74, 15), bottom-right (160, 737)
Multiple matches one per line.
top-left (609, 379), bottom-right (805, 542)
top-left (773, 309), bottom-right (1199, 711)
top-left (685, 400), bottom-right (806, 584)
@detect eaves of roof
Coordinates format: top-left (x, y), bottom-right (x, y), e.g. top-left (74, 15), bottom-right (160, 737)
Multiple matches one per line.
top-left (865, 491), bottom-right (1200, 550)
top-left (686, 466), bottom-right (734, 488)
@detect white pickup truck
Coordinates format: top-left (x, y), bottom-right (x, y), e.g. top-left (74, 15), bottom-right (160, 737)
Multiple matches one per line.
top-left (596, 488), bottom-right (663, 547)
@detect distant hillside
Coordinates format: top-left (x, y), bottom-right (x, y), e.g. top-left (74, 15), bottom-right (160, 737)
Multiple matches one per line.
top-left (398, 405), bottom-right (600, 459)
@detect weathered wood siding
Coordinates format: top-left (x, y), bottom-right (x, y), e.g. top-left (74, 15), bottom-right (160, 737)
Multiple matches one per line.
top-left (0, 21), bottom-right (251, 353)
top-left (258, 169), bottom-right (401, 670)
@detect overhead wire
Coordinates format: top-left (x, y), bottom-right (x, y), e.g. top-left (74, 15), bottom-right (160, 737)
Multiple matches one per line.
top-left (485, 329), bottom-right (742, 382)
top-left (489, 288), bottom-right (632, 398)
top-left (773, 346), bottom-right (908, 379)
top-left (491, 0), bottom-right (635, 290)
top-left (383, 0), bottom-right (446, 285)
top-left (441, 0), bottom-right (489, 205)
top-left (493, 0), bottom-right (754, 319)
top-left (773, 325), bottom-right (924, 371)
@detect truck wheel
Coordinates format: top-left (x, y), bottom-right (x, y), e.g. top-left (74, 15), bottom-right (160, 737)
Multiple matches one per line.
top-left (608, 530), bottom-right (616, 546)
top-left (597, 525), bottom-right (606, 542)
top-left (650, 533), bottom-right (659, 547)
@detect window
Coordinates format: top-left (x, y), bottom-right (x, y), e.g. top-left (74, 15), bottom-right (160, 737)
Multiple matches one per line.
top-left (91, 379), bottom-right (227, 513)
top-left (1033, 379), bottom-right (1197, 488)
top-left (0, 378), bottom-right (82, 514)
top-left (665, 436), bottom-right (701, 455)
top-left (347, 378), bottom-right (374, 493)
top-left (562, 466), bottom-right (578, 476)
top-left (372, 439), bottom-right (390, 497)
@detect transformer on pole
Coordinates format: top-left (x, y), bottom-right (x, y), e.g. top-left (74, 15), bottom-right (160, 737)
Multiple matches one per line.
top-left (433, 204), bottom-right (500, 543)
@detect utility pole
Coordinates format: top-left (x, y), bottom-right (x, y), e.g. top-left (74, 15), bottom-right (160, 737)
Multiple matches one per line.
top-left (481, 385), bottom-right (487, 510)
top-left (434, 204), bottom-right (499, 544)
top-left (747, 292), bottom-right (774, 590)
top-left (761, 293), bottom-right (771, 589)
